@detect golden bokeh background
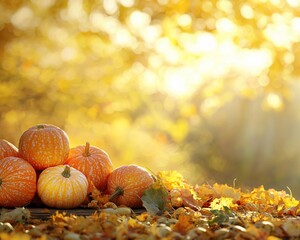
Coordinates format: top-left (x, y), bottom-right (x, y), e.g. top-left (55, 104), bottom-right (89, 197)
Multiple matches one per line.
top-left (1, 0), bottom-right (300, 198)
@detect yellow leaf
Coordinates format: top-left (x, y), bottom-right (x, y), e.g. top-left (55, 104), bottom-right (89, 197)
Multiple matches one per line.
top-left (267, 236), bottom-right (281, 240)
top-left (283, 197), bottom-right (299, 209)
top-left (0, 233), bottom-right (31, 240)
top-left (172, 214), bottom-right (194, 235)
top-left (157, 171), bottom-right (188, 190)
top-left (213, 183), bottom-right (241, 201)
top-left (210, 197), bottom-right (238, 210)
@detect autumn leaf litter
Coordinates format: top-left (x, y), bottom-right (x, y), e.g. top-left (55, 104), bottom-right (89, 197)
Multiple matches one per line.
top-left (0, 171), bottom-right (299, 239)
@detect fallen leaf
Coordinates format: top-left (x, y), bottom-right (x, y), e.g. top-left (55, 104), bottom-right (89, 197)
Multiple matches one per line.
top-left (141, 182), bottom-right (168, 215)
top-left (210, 197), bottom-right (238, 210)
top-left (0, 208), bottom-right (31, 224)
top-left (172, 214), bottom-right (194, 235)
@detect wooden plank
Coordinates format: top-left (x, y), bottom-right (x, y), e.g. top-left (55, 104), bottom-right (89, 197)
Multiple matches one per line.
top-left (28, 208), bottom-right (98, 219)
top-left (28, 208), bottom-right (146, 219)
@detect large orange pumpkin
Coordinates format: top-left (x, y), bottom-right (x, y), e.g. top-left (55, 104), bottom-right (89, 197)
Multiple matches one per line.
top-left (0, 157), bottom-right (36, 207)
top-left (0, 139), bottom-right (18, 159)
top-left (19, 124), bottom-right (70, 170)
top-left (37, 165), bottom-right (88, 208)
top-left (107, 164), bottom-right (154, 208)
top-left (66, 142), bottom-right (113, 192)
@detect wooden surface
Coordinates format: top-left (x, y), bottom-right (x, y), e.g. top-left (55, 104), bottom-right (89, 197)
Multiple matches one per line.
top-left (28, 208), bottom-right (98, 219)
top-left (28, 208), bottom-right (145, 219)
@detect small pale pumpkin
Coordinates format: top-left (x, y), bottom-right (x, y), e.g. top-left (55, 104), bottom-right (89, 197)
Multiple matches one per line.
top-left (0, 157), bottom-right (36, 207)
top-left (107, 164), bottom-right (154, 208)
top-left (37, 165), bottom-right (88, 208)
top-left (66, 142), bottom-right (113, 192)
top-left (0, 139), bottom-right (18, 160)
top-left (19, 124), bottom-right (70, 170)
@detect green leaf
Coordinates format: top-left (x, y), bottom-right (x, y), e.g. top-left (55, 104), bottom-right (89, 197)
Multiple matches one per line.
top-left (141, 183), bottom-right (168, 215)
top-left (208, 206), bottom-right (234, 226)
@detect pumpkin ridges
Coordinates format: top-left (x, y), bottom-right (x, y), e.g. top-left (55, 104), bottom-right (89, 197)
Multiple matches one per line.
top-left (70, 144), bottom-right (110, 158)
top-left (0, 157), bottom-right (36, 179)
top-left (0, 157), bottom-right (37, 207)
top-left (1, 160), bottom-right (35, 180)
top-left (37, 165), bottom-right (88, 208)
top-left (56, 180), bottom-right (68, 206)
top-left (70, 179), bottom-right (86, 206)
top-left (19, 124), bottom-right (70, 170)
top-left (0, 139), bottom-right (19, 159)
top-left (107, 164), bottom-right (154, 208)
top-left (18, 131), bottom-right (34, 162)
top-left (0, 185), bottom-right (11, 200)
top-left (66, 143), bottom-right (113, 192)
top-left (56, 128), bottom-right (70, 158)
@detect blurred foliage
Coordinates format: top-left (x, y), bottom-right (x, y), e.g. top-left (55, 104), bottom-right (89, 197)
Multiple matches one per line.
top-left (0, 0), bottom-right (300, 198)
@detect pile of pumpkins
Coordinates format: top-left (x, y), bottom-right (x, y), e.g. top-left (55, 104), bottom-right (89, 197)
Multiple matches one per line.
top-left (0, 124), bottom-right (154, 209)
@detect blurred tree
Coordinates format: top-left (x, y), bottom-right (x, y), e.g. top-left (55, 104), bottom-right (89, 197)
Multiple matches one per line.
top-left (0, 0), bottom-right (299, 197)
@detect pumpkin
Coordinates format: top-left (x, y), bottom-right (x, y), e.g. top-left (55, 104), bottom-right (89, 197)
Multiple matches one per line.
top-left (19, 124), bottom-right (70, 170)
top-left (107, 164), bottom-right (154, 208)
top-left (66, 142), bottom-right (113, 192)
top-left (37, 165), bottom-right (88, 208)
top-left (0, 157), bottom-right (36, 207)
top-left (0, 139), bottom-right (18, 159)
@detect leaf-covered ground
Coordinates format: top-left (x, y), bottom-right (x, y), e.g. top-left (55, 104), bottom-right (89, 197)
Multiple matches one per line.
top-left (0, 171), bottom-right (299, 239)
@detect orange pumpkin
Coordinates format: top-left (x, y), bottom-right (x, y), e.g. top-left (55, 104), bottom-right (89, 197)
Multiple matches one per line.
top-left (0, 139), bottom-right (18, 159)
top-left (66, 142), bottom-right (113, 192)
top-left (37, 165), bottom-right (88, 208)
top-left (107, 164), bottom-right (154, 208)
top-left (19, 124), bottom-right (70, 170)
top-left (0, 157), bottom-right (36, 207)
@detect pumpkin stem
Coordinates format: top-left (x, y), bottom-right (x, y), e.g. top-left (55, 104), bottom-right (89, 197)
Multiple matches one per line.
top-left (84, 142), bottom-right (91, 157)
top-left (109, 186), bottom-right (124, 202)
top-left (37, 124), bottom-right (44, 130)
top-left (61, 165), bottom-right (71, 178)
top-left (0, 178), bottom-right (2, 187)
